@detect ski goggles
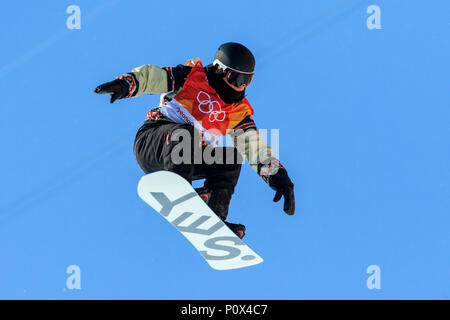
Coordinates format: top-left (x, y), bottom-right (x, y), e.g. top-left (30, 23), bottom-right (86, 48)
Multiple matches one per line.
top-left (213, 59), bottom-right (254, 88)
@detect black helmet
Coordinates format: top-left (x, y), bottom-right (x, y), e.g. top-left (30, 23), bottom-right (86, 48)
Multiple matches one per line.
top-left (213, 42), bottom-right (255, 74)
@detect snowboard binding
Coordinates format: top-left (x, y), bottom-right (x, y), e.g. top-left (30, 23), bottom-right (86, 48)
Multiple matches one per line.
top-left (196, 187), bottom-right (246, 239)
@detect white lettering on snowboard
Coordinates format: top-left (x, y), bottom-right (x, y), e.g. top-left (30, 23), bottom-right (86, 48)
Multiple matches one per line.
top-left (150, 191), bottom-right (255, 261)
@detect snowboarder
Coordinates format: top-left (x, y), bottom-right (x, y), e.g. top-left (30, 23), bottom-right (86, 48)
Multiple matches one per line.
top-left (94, 42), bottom-right (295, 239)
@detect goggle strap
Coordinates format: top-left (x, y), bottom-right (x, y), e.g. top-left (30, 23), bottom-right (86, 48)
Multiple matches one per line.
top-left (213, 59), bottom-right (254, 75)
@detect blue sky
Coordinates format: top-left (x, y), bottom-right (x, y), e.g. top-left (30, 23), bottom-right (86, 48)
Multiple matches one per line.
top-left (0, 0), bottom-right (449, 299)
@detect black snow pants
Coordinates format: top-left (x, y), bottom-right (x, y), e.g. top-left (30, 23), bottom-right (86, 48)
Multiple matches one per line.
top-left (133, 121), bottom-right (243, 195)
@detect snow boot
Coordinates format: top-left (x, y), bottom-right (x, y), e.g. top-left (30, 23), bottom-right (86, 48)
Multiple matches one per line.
top-left (224, 221), bottom-right (246, 239)
top-left (195, 187), bottom-right (246, 239)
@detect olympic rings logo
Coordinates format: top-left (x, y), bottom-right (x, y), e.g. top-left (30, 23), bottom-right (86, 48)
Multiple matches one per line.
top-left (196, 91), bottom-right (226, 122)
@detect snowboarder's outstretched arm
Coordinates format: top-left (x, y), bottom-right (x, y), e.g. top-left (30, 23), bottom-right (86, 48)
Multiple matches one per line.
top-left (94, 64), bottom-right (173, 103)
top-left (231, 116), bottom-right (295, 215)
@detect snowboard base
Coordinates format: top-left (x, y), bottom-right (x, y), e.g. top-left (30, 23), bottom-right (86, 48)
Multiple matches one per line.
top-left (137, 171), bottom-right (263, 270)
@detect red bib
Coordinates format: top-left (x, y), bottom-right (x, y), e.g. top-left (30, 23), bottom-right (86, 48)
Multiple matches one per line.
top-left (161, 60), bottom-right (254, 141)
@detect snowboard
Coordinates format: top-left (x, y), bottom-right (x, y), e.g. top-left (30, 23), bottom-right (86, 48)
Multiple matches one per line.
top-left (137, 171), bottom-right (263, 270)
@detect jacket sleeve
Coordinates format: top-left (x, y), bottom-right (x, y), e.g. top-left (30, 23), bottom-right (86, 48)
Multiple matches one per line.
top-left (231, 116), bottom-right (286, 189)
top-left (116, 64), bottom-right (193, 98)
top-left (116, 64), bottom-right (170, 98)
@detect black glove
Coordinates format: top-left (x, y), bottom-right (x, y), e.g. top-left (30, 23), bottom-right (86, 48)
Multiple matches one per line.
top-left (94, 79), bottom-right (130, 103)
top-left (270, 168), bottom-right (295, 215)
